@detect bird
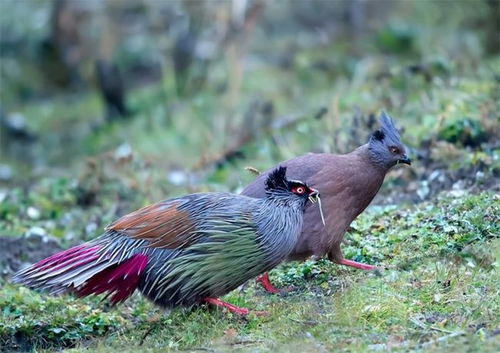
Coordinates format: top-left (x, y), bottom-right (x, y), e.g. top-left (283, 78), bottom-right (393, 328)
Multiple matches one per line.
top-left (241, 111), bottom-right (411, 293)
top-left (13, 167), bottom-right (320, 315)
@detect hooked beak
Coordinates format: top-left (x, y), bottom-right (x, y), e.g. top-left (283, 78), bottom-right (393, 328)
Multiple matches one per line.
top-left (398, 155), bottom-right (412, 165)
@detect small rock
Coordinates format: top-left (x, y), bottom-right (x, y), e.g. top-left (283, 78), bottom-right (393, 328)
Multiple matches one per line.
top-left (416, 180), bottom-right (430, 200)
top-left (5, 112), bottom-right (27, 130)
top-left (168, 170), bottom-right (187, 186)
top-left (2, 112), bottom-right (37, 141)
top-left (86, 222), bottom-right (98, 235)
top-left (114, 143), bottom-right (133, 161)
top-left (449, 189), bottom-right (467, 198)
top-left (428, 170), bottom-right (441, 182)
top-left (26, 226), bottom-right (47, 237)
top-left (475, 171), bottom-right (485, 183)
top-left (0, 164), bottom-right (13, 181)
top-left (26, 206), bottom-right (41, 219)
top-left (452, 180), bottom-right (467, 190)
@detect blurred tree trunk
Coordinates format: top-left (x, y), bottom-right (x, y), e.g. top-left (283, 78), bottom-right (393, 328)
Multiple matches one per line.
top-left (95, 5), bottom-right (130, 121)
top-left (485, 0), bottom-right (500, 54)
top-left (38, 0), bottom-right (83, 88)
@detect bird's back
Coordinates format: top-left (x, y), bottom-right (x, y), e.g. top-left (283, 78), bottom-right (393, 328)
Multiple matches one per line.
top-left (242, 147), bottom-right (386, 261)
top-left (136, 192), bottom-right (302, 306)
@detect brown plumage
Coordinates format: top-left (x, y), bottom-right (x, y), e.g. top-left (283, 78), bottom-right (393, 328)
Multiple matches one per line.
top-left (107, 202), bottom-right (196, 249)
top-left (242, 112), bottom-right (411, 286)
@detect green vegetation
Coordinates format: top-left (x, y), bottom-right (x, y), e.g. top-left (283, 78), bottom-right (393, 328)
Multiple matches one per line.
top-left (1, 0), bottom-right (499, 352)
top-left (1, 191), bottom-right (498, 352)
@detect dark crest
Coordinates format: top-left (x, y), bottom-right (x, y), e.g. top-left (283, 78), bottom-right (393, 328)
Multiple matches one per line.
top-left (371, 111), bottom-right (401, 142)
top-left (265, 166), bottom-right (288, 191)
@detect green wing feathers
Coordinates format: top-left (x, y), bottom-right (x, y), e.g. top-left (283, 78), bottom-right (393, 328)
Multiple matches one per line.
top-left (152, 218), bottom-right (267, 301)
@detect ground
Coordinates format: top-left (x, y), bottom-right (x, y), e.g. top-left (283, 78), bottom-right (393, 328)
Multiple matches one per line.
top-left (1, 191), bottom-right (498, 352)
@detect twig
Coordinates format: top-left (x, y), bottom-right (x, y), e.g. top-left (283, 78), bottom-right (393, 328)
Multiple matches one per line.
top-left (139, 313), bottom-right (170, 346)
top-left (410, 316), bottom-right (454, 334)
top-left (230, 339), bottom-right (263, 346)
top-left (139, 325), bottom-right (156, 346)
top-left (290, 318), bottom-right (322, 326)
top-left (244, 166), bottom-right (261, 176)
top-left (421, 331), bottom-right (466, 347)
top-left (428, 326), bottom-right (454, 334)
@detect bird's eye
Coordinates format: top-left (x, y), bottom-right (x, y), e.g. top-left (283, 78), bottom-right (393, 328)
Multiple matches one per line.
top-left (293, 187), bottom-right (305, 194)
top-left (389, 146), bottom-right (399, 154)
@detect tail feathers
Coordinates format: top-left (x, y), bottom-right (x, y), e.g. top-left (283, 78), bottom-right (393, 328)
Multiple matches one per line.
top-left (13, 244), bottom-right (103, 293)
top-left (13, 244), bottom-right (149, 304)
top-left (75, 254), bottom-right (148, 304)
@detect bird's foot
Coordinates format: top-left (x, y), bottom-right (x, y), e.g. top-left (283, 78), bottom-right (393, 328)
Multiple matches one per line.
top-left (338, 258), bottom-right (378, 271)
top-left (256, 273), bottom-right (280, 294)
top-left (204, 297), bottom-right (268, 316)
top-left (256, 273), bottom-right (295, 294)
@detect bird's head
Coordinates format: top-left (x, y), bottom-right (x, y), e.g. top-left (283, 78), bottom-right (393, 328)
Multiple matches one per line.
top-left (368, 111), bottom-right (411, 169)
top-left (265, 166), bottom-right (319, 203)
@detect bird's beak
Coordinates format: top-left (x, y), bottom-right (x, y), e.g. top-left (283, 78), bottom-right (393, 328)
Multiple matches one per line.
top-left (308, 188), bottom-right (326, 226)
top-left (308, 188), bottom-right (320, 203)
top-left (398, 155), bottom-right (412, 165)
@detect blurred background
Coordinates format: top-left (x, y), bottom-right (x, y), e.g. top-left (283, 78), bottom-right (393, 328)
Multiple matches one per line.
top-left (0, 0), bottom-right (498, 247)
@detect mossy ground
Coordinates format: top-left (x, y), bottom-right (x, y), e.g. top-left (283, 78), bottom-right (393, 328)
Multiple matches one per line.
top-left (1, 191), bottom-right (498, 352)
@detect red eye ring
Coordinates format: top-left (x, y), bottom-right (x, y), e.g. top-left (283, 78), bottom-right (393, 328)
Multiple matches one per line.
top-left (294, 187), bottom-right (305, 194)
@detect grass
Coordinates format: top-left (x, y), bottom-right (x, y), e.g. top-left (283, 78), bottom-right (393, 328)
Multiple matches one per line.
top-left (1, 191), bottom-right (498, 352)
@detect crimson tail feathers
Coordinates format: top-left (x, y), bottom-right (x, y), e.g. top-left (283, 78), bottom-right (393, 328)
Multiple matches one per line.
top-left (76, 254), bottom-right (148, 304)
top-left (13, 244), bottom-right (149, 304)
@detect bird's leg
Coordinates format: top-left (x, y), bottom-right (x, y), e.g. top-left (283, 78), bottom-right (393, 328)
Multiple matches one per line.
top-left (256, 272), bottom-right (280, 294)
top-left (338, 258), bottom-right (377, 270)
top-left (204, 297), bottom-right (268, 316)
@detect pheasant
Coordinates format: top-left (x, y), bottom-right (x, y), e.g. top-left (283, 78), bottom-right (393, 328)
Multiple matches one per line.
top-left (242, 112), bottom-right (411, 293)
top-left (14, 167), bottom-right (320, 315)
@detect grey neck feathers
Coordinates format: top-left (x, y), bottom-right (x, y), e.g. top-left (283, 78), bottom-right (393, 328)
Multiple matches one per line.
top-left (256, 197), bottom-right (304, 266)
top-left (354, 144), bottom-right (390, 171)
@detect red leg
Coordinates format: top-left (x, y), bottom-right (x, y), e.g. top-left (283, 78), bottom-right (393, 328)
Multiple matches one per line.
top-left (256, 272), bottom-right (280, 294)
top-left (204, 297), bottom-right (268, 316)
top-left (338, 258), bottom-right (377, 270)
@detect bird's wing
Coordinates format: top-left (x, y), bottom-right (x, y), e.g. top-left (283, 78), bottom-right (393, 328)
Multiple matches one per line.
top-left (106, 194), bottom-right (233, 249)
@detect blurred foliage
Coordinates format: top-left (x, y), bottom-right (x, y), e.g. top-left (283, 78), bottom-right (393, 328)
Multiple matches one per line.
top-left (376, 24), bottom-right (417, 55)
top-left (438, 118), bottom-right (489, 147)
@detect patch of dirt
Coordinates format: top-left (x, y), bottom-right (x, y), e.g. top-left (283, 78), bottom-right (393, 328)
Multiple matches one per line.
top-left (374, 161), bottom-right (499, 206)
top-left (0, 234), bottom-right (62, 277)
